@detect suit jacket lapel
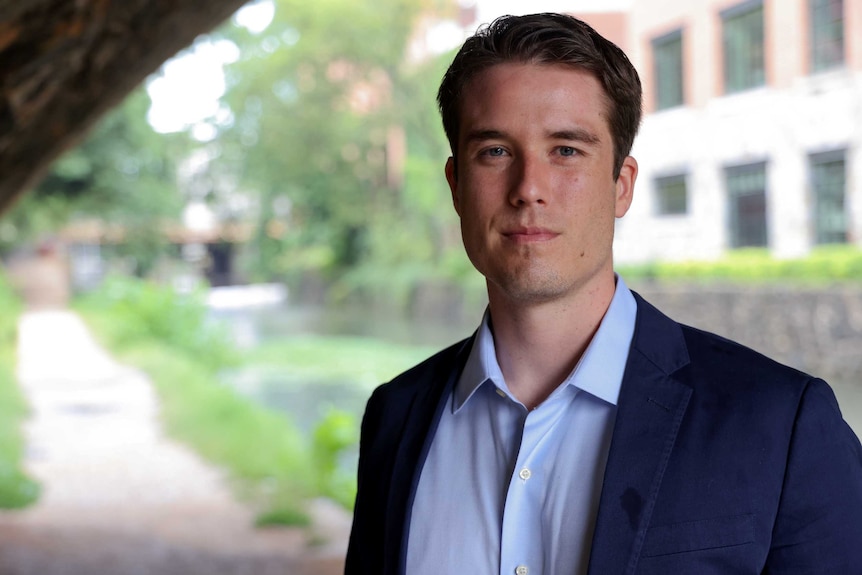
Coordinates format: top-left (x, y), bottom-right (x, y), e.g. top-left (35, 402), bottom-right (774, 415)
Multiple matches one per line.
top-left (588, 294), bottom-right (692, 575)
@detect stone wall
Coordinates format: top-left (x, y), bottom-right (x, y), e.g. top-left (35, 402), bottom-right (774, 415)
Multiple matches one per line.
top-left (631, 282), bottom-right (862, 384)
top-left (324, 278), bottom-right (862, 386)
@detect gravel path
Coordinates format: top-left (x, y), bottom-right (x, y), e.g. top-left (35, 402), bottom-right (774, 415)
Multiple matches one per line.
top-left (0, 310), bottom-right (349, 575)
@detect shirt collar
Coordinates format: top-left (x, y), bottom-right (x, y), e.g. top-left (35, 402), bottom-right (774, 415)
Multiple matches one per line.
top-left (454, 275), bottom-right (637, 412)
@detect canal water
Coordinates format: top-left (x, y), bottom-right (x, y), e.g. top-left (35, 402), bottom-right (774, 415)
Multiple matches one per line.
top-left (210, 295), bottom-right (482, 434)
top-left (209, 287), bottom-right (862, 438)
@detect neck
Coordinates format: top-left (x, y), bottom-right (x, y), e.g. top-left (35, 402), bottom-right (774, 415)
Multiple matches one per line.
top-left (487, 274), bottom-right (617, 410)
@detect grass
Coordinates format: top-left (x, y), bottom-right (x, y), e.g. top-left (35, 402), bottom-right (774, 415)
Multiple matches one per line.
top-left (80, 306), bottom-right (316, 526)
top-left (76, 277), bottom-right (316, 524)
top-left (0, 271), bottom-right (40, 509)
top-left (74, 275), bottom-right (437, 524)
top-left (116, 341), bottom-right (315, 523)
top-left (0, 355), bottom-right (40, 509)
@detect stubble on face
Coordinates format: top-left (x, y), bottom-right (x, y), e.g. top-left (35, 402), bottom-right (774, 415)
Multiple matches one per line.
top-left (482, 244), bottom-right (573, 305)
top-left (448, 63), bottom-right (632, 311)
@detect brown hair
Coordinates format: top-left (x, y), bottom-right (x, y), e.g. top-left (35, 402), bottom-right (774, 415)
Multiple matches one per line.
top-left (437, 13), bottom-right (642, 179)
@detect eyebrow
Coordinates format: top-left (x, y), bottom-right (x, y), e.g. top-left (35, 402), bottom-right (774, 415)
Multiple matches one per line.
top-left (462, 128), bottom-right (602, 147)
top-left (549, 128), bottom-right (601, 146)
top-left (463, 129), bottom-right (506, 146)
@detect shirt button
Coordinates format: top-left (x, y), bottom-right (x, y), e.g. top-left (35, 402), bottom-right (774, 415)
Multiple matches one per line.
top-left (515, 566), bottom-right (529, 575)
top-left (518, 468), bottom-right (531, 481)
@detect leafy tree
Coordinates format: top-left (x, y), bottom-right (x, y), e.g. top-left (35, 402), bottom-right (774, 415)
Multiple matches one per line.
top-left (2, 88), bottom-right (190, 276)
top-left (207, 0), bottom-right (462, 290)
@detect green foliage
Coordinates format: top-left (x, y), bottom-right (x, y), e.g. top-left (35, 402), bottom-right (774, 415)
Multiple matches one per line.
top-left (330, 44), bottom-right (471, 304)
top-left (2, 88), bottom-right (189, 276)
top-left (255, 506), bottom-right (312, 528)
top-left (618, 246), bottom-right (862, 284)
top-left (0, 270), bottom-right (40, 509)
top-left (77, 287), bottom-right (317, 525)
top-left (312, 408), bottom-right (358, 508)
top-left (77, 275), bottom-right (238, 371)
top-left (207, 0), bottom-right (461, 291)
top-left (4, 0), bottom-right (470, 306)
top-left (75, 275), bottom-right (386, 522)
top-left (118, 342), bottom-right (313, 524)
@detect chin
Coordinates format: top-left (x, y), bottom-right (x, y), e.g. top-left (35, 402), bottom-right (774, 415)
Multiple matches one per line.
top-left (490, 272), bottom-right (568, 304)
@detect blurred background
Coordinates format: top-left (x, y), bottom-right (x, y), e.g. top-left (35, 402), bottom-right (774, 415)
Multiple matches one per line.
top-left (0, 0), bottom-right (859, 572)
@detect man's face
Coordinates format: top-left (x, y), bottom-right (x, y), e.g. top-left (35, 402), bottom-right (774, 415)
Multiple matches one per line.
top-left (446, 63), bottom-right (637, 306)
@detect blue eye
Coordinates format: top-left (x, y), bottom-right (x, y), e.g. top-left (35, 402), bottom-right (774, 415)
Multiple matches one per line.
top-left (559, 146), bottom-right (577, 157)
top-left (486, 147), bottom-right (506, 156)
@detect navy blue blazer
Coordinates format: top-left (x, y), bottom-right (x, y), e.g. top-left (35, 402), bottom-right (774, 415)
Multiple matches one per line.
top-left (346, 294), bottom-right (862, 574)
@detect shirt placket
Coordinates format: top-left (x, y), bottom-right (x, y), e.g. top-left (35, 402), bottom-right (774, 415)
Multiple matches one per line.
top-left (498, 392), bottom-right (572, 575)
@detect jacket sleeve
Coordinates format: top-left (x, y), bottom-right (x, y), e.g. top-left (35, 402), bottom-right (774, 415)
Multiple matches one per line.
top-left (764, 378), bottom-right (862, 573)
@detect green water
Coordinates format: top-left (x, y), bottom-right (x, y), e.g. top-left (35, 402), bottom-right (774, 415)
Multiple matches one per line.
top-left (215, 303), bottom-right (477, 430)
top-left (216, 302), bottom-right (862, 441)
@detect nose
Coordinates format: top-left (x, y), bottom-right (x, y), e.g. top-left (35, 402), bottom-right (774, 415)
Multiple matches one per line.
top-left (508, 154), bottom-right (547, 207)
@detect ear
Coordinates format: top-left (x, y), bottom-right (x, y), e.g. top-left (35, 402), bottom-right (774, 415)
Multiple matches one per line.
top-left (445, 157), bottom-right (461, 217)
top-left (614, 155), bottom-right (637, 218)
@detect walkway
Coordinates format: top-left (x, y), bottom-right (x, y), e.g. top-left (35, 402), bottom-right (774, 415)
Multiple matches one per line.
top-left (0, 309), bottom-right (349, 575)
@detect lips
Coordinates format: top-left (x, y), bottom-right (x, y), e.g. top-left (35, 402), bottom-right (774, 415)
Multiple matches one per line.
top-left (502, 226), bottom-right (559, 242)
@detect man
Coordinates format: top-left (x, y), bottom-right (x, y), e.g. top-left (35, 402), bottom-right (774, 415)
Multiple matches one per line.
top-left (346, 13), bottom-right (862, 575)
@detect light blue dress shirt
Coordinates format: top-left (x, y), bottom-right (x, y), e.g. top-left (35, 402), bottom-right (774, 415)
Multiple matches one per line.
top-left (406, 277), bottom-right (637, 575)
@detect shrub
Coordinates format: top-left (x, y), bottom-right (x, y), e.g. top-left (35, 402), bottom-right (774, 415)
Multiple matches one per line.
top-left (312, 408), bottom-right (358, 509)
top-left (618, 246), bottom-right (862, 284)
top-left (78, 275), bottom-right (238, 371)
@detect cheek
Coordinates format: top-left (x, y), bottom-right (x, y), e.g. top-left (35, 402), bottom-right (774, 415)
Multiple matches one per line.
top-left (461, 209), bottom-right (487, 247)
top-left (459, 189), bottom-right (491, 222)
top-left (459, 200), bottom-right (493, 251)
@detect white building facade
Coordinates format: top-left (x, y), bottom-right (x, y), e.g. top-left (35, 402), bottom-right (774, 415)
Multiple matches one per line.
top-left (574, 0), bottom-right (862, 263)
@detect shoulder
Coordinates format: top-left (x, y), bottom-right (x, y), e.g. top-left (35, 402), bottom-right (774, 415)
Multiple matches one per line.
top-left (368, 336), bottom-right (472, 407)
top-left (629, 292), bottom-right (830, 446)
top-left (628, 295), bottom-right (862, 567)
top-left (360, 336), bottom-right (472, 436)
top-left (679, 322), bottom-right (812, 387)
top-left (632, 290), bottom-right (814, 395)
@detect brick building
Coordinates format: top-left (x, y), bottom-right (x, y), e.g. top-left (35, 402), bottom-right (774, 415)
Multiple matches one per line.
top-left (568, 0), bottom-right (862, 263)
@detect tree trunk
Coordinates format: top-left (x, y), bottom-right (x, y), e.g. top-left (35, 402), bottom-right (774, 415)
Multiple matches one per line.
top-left (0, 0), bottom-right (248, 214)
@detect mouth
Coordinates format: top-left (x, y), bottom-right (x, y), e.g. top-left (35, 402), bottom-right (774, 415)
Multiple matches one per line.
top-left (502, 226), bottom-right (559, 243)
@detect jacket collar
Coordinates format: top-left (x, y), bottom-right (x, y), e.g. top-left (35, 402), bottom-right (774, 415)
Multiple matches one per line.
top-left (389, 293), bottom-right (693, 575)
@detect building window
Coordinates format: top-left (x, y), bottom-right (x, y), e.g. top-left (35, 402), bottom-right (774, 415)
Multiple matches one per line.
top-left (810, 150), bottom-right (847, 244)
top-left (655, 173), bottom-right (688, 215)
top-left (722, 1), bottom-right (765, 93)
top-left (725, 162), bottom-right (768, 248)
top-left (652, 30), bottom-right (684, 110)
top-left (810, 0), bottom-right (844, 72)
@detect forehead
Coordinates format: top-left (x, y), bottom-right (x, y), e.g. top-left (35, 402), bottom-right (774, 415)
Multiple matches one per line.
top-left (458, 63), bottom-right (612, 136)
